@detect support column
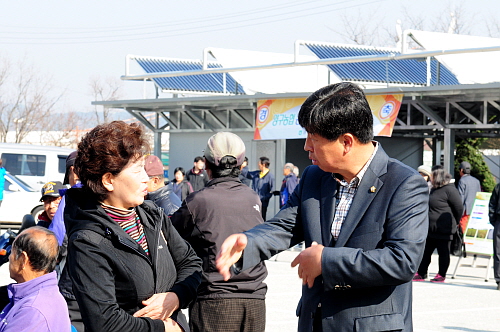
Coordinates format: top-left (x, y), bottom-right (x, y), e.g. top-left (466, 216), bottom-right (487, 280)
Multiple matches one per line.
top-left (432, 137), bottom-right (442, 167)
top-left (443, 128), bottom-right (455, 174)
top-left (154, 113), bottom-right (162, 157)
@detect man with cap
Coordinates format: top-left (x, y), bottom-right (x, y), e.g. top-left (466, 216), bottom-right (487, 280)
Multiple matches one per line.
top-left (457, 161), bottom-right (481, 232)
top-left (170, 132), bottom-right (267, 332)
top-left (37, 181), bottom-right (66, 228)
top-left (145, 154), bottom-right (182, 216)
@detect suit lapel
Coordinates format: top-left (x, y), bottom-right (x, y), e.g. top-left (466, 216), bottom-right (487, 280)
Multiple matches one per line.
top-left (335, 146), bottom-right (388, 247)
top-left (320, 173), bottom-right (337, 246)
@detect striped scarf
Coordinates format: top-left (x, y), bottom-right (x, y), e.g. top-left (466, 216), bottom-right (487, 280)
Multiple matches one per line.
top-left (101, 203), bottom-right (149, 255)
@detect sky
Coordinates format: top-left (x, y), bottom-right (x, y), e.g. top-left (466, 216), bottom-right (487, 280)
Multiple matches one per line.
top-left (1, 0), bottom-right (500, 115)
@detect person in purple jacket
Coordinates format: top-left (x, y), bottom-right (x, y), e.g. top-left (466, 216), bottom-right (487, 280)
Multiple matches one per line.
top-left (0, 226), bottom-right (70, 332)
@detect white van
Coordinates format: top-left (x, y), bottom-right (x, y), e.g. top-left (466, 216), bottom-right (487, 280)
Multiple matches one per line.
top-left (0, 143), bottom-right (74, 191)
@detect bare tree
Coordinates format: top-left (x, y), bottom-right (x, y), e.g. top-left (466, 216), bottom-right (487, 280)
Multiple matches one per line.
top-left (89, 75), bottom-right (123, 124)
top-left (330, 9), bottom-right (384, 46)
top-left (431, 1), bottom-right (475, 35)
top-left (485, 17), bottom-right (500, 38)
top-left (0, 58), bottom-right (63, 143)
top-left (36, 109), bottom-right (89, 148)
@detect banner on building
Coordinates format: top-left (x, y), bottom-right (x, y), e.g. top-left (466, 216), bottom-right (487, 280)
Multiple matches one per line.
top-left (254, 94), bottom-right (403, 140)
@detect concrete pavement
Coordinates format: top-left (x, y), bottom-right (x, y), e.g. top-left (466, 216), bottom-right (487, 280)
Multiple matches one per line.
top-left (264, 250), bottom-right (500, 332)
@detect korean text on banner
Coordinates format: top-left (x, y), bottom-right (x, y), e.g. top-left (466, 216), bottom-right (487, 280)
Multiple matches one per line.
top-left (254, 95), bottom-right (403, 140)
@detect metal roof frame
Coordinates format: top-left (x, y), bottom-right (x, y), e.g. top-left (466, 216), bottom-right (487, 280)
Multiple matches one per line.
top-left (94, 82), bottom-right (500, 171)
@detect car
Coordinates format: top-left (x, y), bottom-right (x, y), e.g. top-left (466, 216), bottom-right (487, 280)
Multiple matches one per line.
top-left (0, 172), bottom-right (44, 224)
top-left (0, 143), bottom-right (73, 191)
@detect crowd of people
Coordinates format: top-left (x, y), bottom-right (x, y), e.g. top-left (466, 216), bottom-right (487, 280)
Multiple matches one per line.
top-left (0, 81), bottom-right (498, 332)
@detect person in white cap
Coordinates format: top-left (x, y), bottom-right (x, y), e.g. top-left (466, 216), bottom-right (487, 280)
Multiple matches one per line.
top-left (170, 132), bottom-right (268, 332)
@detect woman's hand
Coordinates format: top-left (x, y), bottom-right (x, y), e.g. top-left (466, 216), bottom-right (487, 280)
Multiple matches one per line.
top-left (163, 318), bottom-right (183, 332)
top-left (133, 292), bottom-right (180, 320)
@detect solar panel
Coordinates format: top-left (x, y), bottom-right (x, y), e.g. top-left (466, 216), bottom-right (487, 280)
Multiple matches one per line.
top-left (305, 43), bottom-right (459, 85)
top-left (134, 57), bottom-right (245, 94)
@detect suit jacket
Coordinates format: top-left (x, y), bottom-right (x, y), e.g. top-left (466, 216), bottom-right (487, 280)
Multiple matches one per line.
top-left (457, 174), bottom-right (481, 215)
top-left (239, 146), bottom-right (429, 332)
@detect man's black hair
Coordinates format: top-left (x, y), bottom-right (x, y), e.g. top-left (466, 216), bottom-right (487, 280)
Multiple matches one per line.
top-left (298, 82), bottom-right (373, 143)
top-left (259, 157), bottom-right (270, 168)
top-left (194, 156), bottom-right (204, 163)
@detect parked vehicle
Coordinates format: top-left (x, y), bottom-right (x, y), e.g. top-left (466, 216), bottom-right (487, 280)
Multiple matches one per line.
top-left (0, 143), bottom-right (73, 190)
top-left (0, 173), bottom-right (44, 223)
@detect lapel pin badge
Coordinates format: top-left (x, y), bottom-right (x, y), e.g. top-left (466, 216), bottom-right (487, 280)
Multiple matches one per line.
top-left (370, 186), bottom-right (376, 193)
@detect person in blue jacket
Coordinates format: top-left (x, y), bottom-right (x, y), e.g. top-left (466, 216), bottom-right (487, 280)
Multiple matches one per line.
top-left (250, 157), bottom-right (274, 219)
top-left (280, 163), bottom-right (299, 208)
top-left (0, 159), bottom-right (6, 208)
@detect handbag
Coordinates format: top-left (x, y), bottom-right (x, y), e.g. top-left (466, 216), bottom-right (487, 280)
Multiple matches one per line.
top-left (451, 225), bottom-right (466, 257)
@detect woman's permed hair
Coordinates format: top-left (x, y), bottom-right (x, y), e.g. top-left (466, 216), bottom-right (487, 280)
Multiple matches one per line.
top-left (74, 121), bottom-right (150, 201)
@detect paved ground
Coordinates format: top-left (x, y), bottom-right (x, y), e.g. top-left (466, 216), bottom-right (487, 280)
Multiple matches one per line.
top-left (264, 250), bottom-right (500, 332)
top-left (0, 250), bottom-right (498, 331)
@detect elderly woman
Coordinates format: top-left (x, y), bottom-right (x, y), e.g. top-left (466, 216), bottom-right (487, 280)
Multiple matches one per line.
top-left (64, 121), bottom-right (202, 332)
top-left (413, 168), bottom-right (463, 283)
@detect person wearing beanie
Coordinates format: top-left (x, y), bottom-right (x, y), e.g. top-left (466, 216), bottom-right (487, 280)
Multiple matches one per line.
top-left (457, 161), bottom-right (481, 232)
top-left (170, 132), bottom-right (268, 332)
top-left (144, 155), bottom-right (181, 216)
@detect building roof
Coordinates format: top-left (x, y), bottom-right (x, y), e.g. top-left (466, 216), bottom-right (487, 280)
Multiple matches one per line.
top-left (303, 42), bottom-right (459, 85)
top-left (407, 30), bottom-right (500, 84)
top-left (132, 56), bottom-right (245, 95)
top-left (206, 48), bottom-right (331, 94)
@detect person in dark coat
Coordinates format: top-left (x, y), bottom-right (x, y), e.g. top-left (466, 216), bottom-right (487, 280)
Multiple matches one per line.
top-left (186, 156), bottom-right (209, 192)
top-left (414, 168), bottom-right (463, 283)
top-left (488, 182), bottom-right (500, 290)
top-left (250, 157), bottom-right (274, 219)
top-left (64, 121), bottom-right (202, 332)
top-left (171, 132), bottom-right (267, 332)
top-left (145, 155), bottom-right (181, 216)
top-left (280, 163), bottom-right (299, 208)
top-left (171, 167), bottom-right (194, 202)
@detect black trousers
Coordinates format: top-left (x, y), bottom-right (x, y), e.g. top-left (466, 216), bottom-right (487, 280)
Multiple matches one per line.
top-left (418, 237), bottom-right (452, 277)
top-left (189, 298), bottom-right (265, 332)
top-left (66, 297), bottom-right (84, 332)
top-left (493, 221), bottom-right (500, 283)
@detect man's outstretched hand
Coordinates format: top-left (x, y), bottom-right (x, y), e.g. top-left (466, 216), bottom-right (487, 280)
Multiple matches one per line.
top-left (216, 233), bottom-right (248, 281)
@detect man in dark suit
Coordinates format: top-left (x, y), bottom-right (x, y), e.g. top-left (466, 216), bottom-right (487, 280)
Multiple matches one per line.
top-left (216, 82), bottom-right (429, 332)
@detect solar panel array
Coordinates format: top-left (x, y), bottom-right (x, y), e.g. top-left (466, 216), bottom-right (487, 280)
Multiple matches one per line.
top-left (305, 43), bottom-right (460, 85)
top-left (134, 57), bottom-right (245, 94)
